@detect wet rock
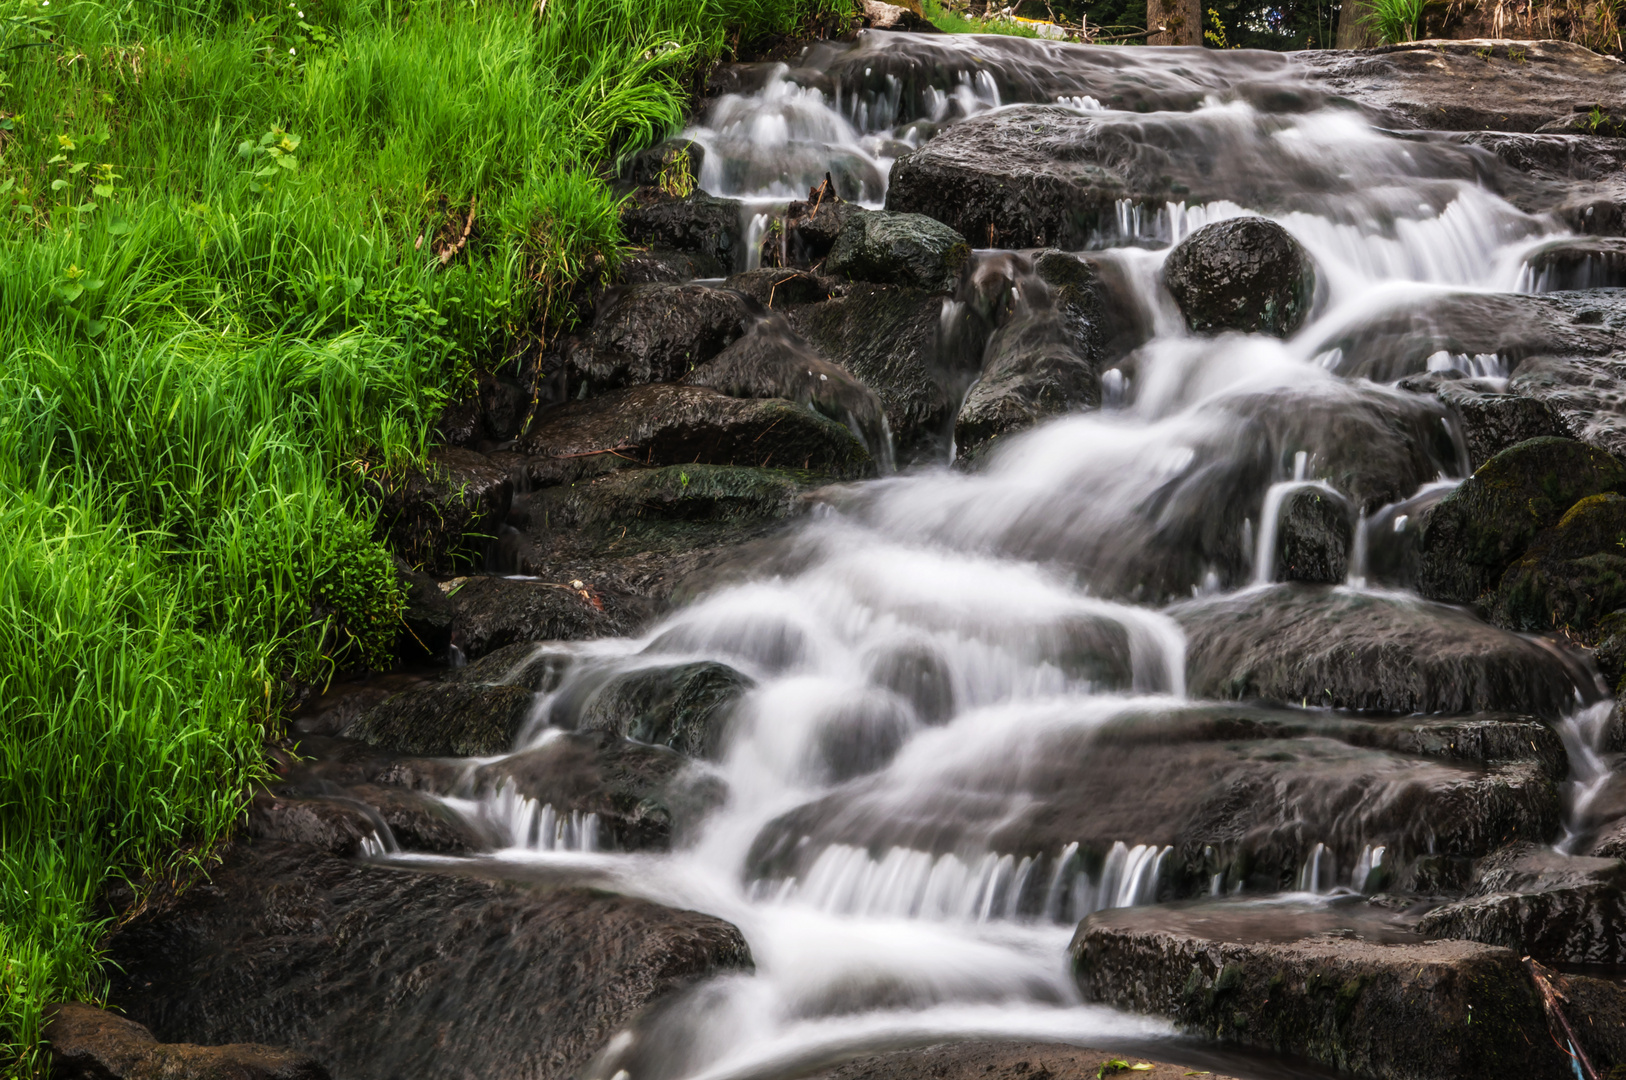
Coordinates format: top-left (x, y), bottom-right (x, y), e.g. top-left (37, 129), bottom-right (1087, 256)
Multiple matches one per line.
top-left (1510, 352), bottom-right (1626, 458)
top-left (1271, 486), bottom-right (1351, 584)
top-left (106, 842), bottom-right (753, 1080)
top-left (770, 198), bottom-right (866, 268)
top-left (864, 644), bottom-right (955, 725)
top-left (1314, 291), bottom-right (1620, 383)
top-left (394, 559), bottom-right (454, 664)
top-left (802, 1042), bottom-right (1240, 1080)
top-left (1163, 218), bottom-right (1315, 338)
top-left (1454, 130), bottom-right (1626, 235)
top-left (1417, 436), bottom-right (1626, 604)
top-left (826, 210), bottom-right (969, 294)
top-left (1296, 40), bottom-right (1626, 134)
top-left (1522, 237), bottom-right (1626, 291)
top-left (619, 186), bottom-right (745, 273)
top-left (1397, 372), bottom-right (1566, 470)
top-left (1174, 582), bottom-right (1591, 719)
top-left (722, 268), bottom-right (830, 308)
top-left (749, 699), bottom-right (1561, 903)
top-left (46, 1002), bottom-right (329, 1080)
top-left (1071, 902), bottom-right (1570, 1079)
top-left (442, 575), bottom-right (635, 660)
top-left (520, 384), bottom-right (874, 480)
top-left (244, 792), bottom-right (380, 856)
top-left (565, 284), bottom-right (754, 393)
top-left (787, 284), bottom-right (963, 465)
top-left (617, 248), bottom-right (726, 285)
top-left (1416, 852), bottom-right (1626, 964)
top-left (556, 660), bottom-right (755, 759)
top-left (954, 252), bottom-right (1109, 461)
top-left (1590, 611), bottom-right (1626, 688)
top-left (469, 731), bottom-right (714, 850)
top-left (377, 447), bottom-right (512, 574)
top-left (682, 319), bottom-right (892, 459)
top-left (1492, 492), bottom-right (1626, 634)
top-left (340, 681), bottom-right (534, 756)
top-left (444, 641), bottom-right (573, 692)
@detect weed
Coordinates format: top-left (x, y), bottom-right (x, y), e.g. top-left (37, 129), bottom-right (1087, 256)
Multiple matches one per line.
top-left (1363, 0), bottom-right (1425, 42)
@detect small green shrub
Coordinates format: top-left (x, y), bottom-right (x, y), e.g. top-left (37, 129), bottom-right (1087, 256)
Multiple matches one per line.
top-left (1364, 0), bottom-right (1425, 43)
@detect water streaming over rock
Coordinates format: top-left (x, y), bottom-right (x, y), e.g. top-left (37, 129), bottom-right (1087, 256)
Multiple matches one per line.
top-left (373, 33), bottom-right (1621, 1080)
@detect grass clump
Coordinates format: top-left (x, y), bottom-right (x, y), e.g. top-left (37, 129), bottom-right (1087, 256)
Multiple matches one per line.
top-left (1363, 0), bottom-right (1426, 41)
top-left (0, 0), bottom-right (848, 1072)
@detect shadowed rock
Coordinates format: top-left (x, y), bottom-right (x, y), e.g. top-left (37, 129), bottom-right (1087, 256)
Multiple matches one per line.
top-left (377, 447), bottom-right (512, 575)
top-left (1493, 492), bottom-right (1626, 634)
top-left (826, 210), bottom-right (969, 293)
top-left (564, 284), bottom-right (754, 393)
top-left (341, 681), bottom-right (534, 756)
top-left (1397, 372), bottom-right (1566, 471)
top-left (619, 186), bottom-right (745, 274)
top-left (1272, 486), bottom-right (1351, 584)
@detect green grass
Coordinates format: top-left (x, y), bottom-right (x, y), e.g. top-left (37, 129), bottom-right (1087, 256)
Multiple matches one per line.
top-left (0, 0), bottom-right (847, 1072)
top-left (921, 0), bottom-right (1046, 35)
top-left (1362, 0), bottom-right (1424, 42)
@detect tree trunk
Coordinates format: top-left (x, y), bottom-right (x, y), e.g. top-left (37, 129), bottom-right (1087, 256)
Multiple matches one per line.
top-left (1336, 0), bottom-right (1379, 48)
top-left (1147, 0), bottom-right (1202, 45)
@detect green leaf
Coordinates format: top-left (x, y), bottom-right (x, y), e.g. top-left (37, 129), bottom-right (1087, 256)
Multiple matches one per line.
top-left (92, 184), bottom-right (113, 199)
top-left (55, 283), bottom-right (84, 303)
top-left (87, 318), bottom-right (108, 337)
top-left (50, 178), bottom-right (68, 191)
top-left (106, 219), bottom-right (133, 236)
top-left (237, 140), bottom-right (256, 158)
top-left (75, 201), bottom-right (97, 214)
top-left (275, 155), bottom-right (298, 171)
top-left (0, 177), bottom-right (13, 194)
top-left (68, 161), bottom-right (88, 175)
top-left (46, 153), bottom-right (65, 165)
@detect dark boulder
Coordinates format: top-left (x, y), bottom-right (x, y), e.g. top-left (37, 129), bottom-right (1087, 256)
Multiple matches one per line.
top-left (377, 447), bottom-right (512, 574)
top-left (444, 640), bottom-right (574, 693)
top-left (46, 1003), bottom-right (329, 1080)
top-left (1417, 436), bottom-right (1626, 604)
top-left (1173, 582), bottom-right (1592, 719)
top-left (825, 210), bottom-right (970, 293)
top-left (340, 680), bottom-right (534, 756)
top-left (619, 186), bottom-right (745, 273)
top-left (244, 791), bottom-right (381, 856)
top-left (247, 785), bottom-right (481, 855)
top-left (442, 574), bottom-right (633, 660)
top-left (1492, 492), bottom-right (1626, 634)
top-left (683, 319), bottom-right (892, 462)
top-left (548, 660), bottom-right (754, 759)
top-left (520, 384), bottom-right (874, 480)
top-left (1522, 237), bottom-right (1626, 291)
top-left (1397, 372), bottom-right (1566, 471)
top-left (565, 284), bottom-right (754, 393)
top-left (106, 842), bottom-right (752, 1080)
top-left (1162, 218), bottom-right (1315, 338)
top-left (394, 559), bottom-right (454, 664)
top-left (1270, 485), bottom-right (1351, 584)
top-left (786, 284), bottom-right (963, 465)
top-left (617, 248), bottom-right (726, 285)
top-left (1071, 902), bottom-right (1573, 1080)
top-left (470, 730), bottom-right (718, 850)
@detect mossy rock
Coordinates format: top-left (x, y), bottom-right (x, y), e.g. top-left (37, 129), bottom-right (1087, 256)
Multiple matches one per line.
top-left (1418, 436), bottom-right (1626, 604)
top-left (341, 682), bottom-right (534, 757)
top-left (1493, 492), bottom-right (1626, 635)
top-left (826, 210), bottom-right (970, 293)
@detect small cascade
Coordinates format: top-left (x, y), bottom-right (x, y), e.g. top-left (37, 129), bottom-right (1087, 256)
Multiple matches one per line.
top-left (1251, 451), bottom-right (1344, 586)
top-left (477, 778), bottom-right (601, 853)
top-left (1296, 843), bottom-right (1334, 893)
top-left (1351, 844), bottom-right (1388, 894)
top-left (1555, 699), bottom-right (1618, 853)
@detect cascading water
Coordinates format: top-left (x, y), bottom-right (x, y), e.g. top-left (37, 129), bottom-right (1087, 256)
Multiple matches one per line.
top-left (367, 32), bottom-right (1618, 1080)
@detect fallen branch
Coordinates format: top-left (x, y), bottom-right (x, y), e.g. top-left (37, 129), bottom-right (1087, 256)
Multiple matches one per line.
top-left (437, 203), bottom-right (476, 266)
top-left (1526, 958), bottom-right (1600, 1080)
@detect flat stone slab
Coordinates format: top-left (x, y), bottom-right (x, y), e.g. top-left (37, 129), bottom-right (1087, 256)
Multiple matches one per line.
top-left (1070, 901), bottom-right (1579, 1080)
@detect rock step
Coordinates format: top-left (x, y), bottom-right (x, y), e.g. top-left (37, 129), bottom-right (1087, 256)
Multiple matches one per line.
top-left (1070, 900), bottom-right (1623, 1080)
top-left (47, 1003), bottom-right (329, 1080)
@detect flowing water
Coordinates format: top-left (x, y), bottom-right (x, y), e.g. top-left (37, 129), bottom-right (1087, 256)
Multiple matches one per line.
top-left (377, 34), bottom-right (1617, 1079)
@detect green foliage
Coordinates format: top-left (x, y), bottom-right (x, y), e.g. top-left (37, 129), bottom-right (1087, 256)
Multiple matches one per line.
top-left (1363, 0), bottom-right (1424, 42)
top-left (921, 0), bottom-right (1046, 35)
top-left (0, 0), bottom-right (849, 1070)
top-left (1203, 6), bottom-right (1231, 45)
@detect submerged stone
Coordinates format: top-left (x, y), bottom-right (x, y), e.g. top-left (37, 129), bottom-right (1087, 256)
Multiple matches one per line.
top-left (1163, 218), bottom-right (1315, 338)
top-left (563, 660), bottom-right (755, 759)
